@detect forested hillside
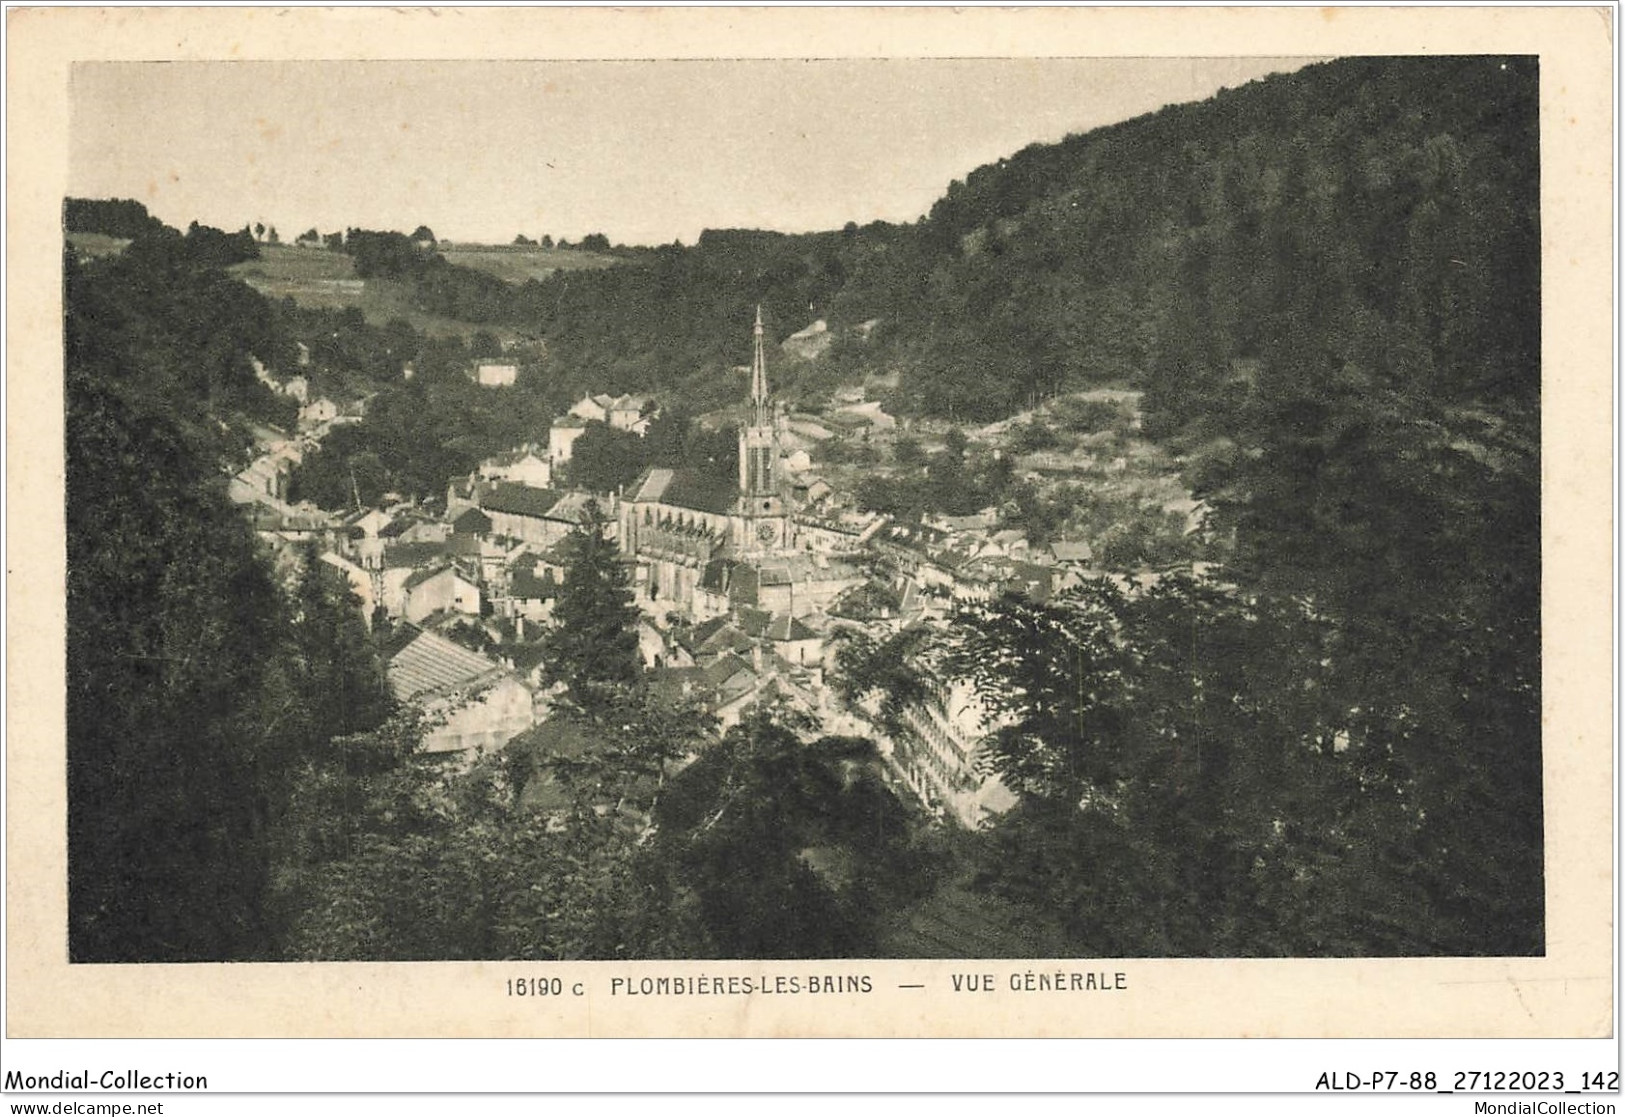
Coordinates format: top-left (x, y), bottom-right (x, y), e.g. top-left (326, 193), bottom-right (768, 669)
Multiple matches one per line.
top-left (65, 237), bottom-right (396, 961)
top-left (390, 58), bottom-right (1536, 432)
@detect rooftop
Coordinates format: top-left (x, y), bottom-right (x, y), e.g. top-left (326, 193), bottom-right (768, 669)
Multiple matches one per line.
top-left (388, 628), bottom-right (506, 703)
top-left (450, 506), bottom-right (492, 534)
top-left (382, 541), bottom-right (449, 570)
top-left (480, 483), bottom-right (564, 519)
top-left (403, 563), bottom-right (456, 592)
top-left (628, 467), bottom-right (738, 515)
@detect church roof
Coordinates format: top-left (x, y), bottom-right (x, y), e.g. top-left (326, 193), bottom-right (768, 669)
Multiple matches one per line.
top-left (629, 467), bottom-right (737, 515)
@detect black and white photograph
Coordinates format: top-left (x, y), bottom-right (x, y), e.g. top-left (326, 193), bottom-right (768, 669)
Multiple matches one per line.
top-left (7, 5), bottom-right (1613, 1064)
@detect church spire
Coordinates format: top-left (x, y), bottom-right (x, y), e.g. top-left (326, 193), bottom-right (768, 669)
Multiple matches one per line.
top-left (739, 307), bottom-right (778, 503)
top-left (750, 305), bottom-right (770, 427)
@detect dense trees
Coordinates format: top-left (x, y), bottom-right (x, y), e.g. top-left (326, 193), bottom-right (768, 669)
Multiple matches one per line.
top-left (824, 56), bottom-right (1538, 954)
top-left (641, 716), bottom-right (929, 958)
top-left (63, 196), bottom-right (164, 238)
top-left (65, 235), bottom-right (391, 961)
top-left (948, 564), bottom-right (1539, 956)
top-left (65, 230), bottom-right (290, 464)
top-left (291, 549), bottom-right (395, 737)
top-left (67, 364), bottom-right (292, 960)
top-left (541, 500), bottom-right (642, 711)
top-left (562, 408), bottom-right (738, 496)
top-left (564, 422), bottom-right (648, 495)
top-left (273, 711), bottom-right (648, 961)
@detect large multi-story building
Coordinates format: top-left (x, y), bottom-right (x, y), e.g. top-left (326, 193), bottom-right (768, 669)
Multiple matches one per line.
top-left (891, 663), bottom-right (1018, 828)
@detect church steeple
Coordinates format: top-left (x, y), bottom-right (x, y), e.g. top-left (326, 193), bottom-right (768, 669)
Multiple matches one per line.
top-left (737, 308), bottom-right (785, 552)
top-left (740, 307), bottom-right (777, 500)
top-left (749, 305), bottom-right (771, 428)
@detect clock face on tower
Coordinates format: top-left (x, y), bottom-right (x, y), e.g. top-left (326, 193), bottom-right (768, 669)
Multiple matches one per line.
top-left (757, 521), bottom-right (778, 543)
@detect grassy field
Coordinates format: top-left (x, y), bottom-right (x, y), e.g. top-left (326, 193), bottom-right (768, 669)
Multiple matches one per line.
top-left (66, 232), bottom-right (132, 258)
top-left (231, 244), bottom-right (361, 305)
top-left (228, 242), bottom-right (621, 341)
top-left (439, 242), bottom-right (618, 285)
top-left (230, 245), bottom-right (487, 339)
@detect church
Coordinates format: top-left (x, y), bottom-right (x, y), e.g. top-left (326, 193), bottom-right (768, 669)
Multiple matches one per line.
top-left (618, 309), bottom-right (859, 618)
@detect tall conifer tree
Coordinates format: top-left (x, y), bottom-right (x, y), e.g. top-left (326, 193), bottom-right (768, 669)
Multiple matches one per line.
top-left (542, 499), bottom-right (641, 710)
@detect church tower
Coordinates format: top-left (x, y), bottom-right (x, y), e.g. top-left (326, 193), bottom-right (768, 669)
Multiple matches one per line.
top-left (737, 307), bottom-right (787, 552)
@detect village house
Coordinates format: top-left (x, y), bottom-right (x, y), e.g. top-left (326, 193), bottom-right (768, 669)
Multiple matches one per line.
top-left (400, 563), bottom-right (482, 624)
top-left (449, 506), bottom-right (493, 538)
top-left (339, 507), bottom-right (396, 570)
top-left (568, 392), bottom-right (653, 433)
top-left (827, 579), bottom-right (904, 632)
top-left (784, 416), bottom-right (835, 443)
top-left (568, 394), bottom-right (610, 424)
top-left (607, 395), bottom-right (653, 433)
top-left (692, 553), bottom-right (864, 620)
top-left (791, 508), bottom-right (882, 555)
top-left (479, 445), bottom-right (553, 490)
top-left (503, 557), bottom-right (560, 625)
top-left (1047, 540), bottom-right (1095, 567)
top-left (333, 397), bottom-right (369, 426)
top-left (982, 528), bottom-right (1031, 558)
top-left (780, 447), bottom-right (814, 475)
top-left (926, 508), bottom-right (1000, 534)
top-left (376, 540), bottom-right (454, 613)
top-left (386, 628), bottom-right (536, 759)
top-left (548, 416), bottom-right (590, 465)
top-left (248, 504), bottom-right (330, 547)
top-left (790, 476), bottom-right (835, 506)
top-left (673, 616), bottom-right (753, 665)
top-left (764, 611), bottom-right (824, 666)
top-left (299, 396), bottom-right (340, 430)
top-left (318, 550), bottom-right (376, 625)
top-left (781, 318), bottom-right (831, 360)
top-left (479, 483), bottom-right (576, 547)
top-left (522, 539), bottom-right (572, 585)
top-left (473, 362), bottom-right (519, 388)
top-left (233, 454), bottom-right (292, 503)
top-left (380, 514), bottom-right (450, 547)
top-left (830, 398), bottom-right (897, 432)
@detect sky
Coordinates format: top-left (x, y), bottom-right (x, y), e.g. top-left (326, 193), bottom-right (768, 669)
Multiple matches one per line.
top-left (70, 58), bottom-right (1314, 247)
